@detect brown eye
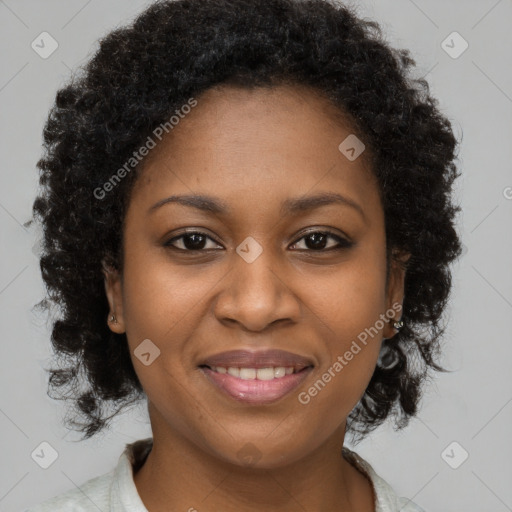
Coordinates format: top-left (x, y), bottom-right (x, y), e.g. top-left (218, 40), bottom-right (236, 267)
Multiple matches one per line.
top-left (290, 231), bottom-right (353, 251)
top-left (164, 231), bottom-right (222, 251)
top-left (164, 229), bottom-right (353, 253)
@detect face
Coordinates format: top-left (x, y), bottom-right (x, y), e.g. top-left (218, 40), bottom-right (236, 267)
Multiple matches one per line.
top-left (104, 84), bottom-right (408, 468)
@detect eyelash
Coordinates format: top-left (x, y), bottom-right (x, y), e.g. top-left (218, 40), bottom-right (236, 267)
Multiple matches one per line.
top-left (164, 229), bottom-right (353, 253)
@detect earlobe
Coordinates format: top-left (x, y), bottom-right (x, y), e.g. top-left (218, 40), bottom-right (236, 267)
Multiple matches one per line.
top-left (102, 260), bottom-right (126, 334)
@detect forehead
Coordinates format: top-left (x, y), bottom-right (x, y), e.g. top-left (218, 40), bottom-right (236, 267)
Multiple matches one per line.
top-left (130, 84), bottom-right (380, 220)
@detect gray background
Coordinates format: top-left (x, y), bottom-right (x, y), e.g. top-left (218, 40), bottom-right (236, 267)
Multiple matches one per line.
top-left (1, 0), bottom-right (511, 511)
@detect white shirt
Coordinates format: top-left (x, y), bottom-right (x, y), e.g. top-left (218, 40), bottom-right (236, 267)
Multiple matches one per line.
top-left (24, 437), bottom-right (426, 511)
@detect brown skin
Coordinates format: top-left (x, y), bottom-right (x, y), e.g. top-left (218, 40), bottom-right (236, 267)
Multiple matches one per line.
top-left (104, 84), bottom-right (409, 512)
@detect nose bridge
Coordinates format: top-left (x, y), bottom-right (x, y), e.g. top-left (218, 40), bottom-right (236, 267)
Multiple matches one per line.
top-left (236, 240), bottom-right (280, 295)
top-left (214, 237), bottom-right (299, 331)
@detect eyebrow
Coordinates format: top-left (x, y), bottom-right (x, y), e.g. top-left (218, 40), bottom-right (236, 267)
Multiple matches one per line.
top-left (148, 192), bottom-right (366, 221)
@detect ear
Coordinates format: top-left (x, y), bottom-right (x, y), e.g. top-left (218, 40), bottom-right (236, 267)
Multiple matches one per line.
top-left (102, 259), bottom-right (126, 334)
top-left (382, 249), bottom-right (411, 340)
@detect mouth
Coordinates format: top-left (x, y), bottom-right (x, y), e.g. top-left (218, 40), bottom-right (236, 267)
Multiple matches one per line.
top-left (199, 364), bottom-right (311, 379)
top-left (198, 349), bottom-right (314, 405)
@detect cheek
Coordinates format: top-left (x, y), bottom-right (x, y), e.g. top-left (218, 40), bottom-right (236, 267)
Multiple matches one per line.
top-left (298, 249), bottom-right (387, 409)
top-left (120, 246), bottom-right (213, 345)
top-left (305, 245), bottom-right (387, 344)
top-left (119, 249), bottom-right (207, 408)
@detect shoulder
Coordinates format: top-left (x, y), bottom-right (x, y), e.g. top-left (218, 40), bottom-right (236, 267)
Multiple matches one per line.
top-left (23, 470), bottom-right (114, 511)
top-left (342, 447), bottom-right (427, 512)
top-left (23, 437), bottom-right (153, 512)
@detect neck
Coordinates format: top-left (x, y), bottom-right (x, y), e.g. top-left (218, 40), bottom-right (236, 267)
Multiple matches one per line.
top-left (133, 406), bottom-right (375, 512)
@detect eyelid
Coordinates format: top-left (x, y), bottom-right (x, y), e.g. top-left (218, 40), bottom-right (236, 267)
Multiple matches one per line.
top-left (289, 230), bottom-right (353, 251)
top-left (164, 228), bottom-right (223, 250)
top-left (293, 226), bottom-right (353, 244)
top-left (163, 227), bottom-right (353, 252)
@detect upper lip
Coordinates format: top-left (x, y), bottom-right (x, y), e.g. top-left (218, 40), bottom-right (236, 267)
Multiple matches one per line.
top-left (199, 349), bottom-right (314, 370)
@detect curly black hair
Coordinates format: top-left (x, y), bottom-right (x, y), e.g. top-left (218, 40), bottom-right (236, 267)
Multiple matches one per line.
top-left (29, 0), bottom-right (462, 442)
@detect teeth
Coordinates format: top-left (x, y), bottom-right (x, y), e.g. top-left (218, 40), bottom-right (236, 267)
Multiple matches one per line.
top-left (274, 367), bottom-right (286, 378)
top-left (255, 367), bottom-right (275, 380)
top-left (227, 367), bottom-right (240, 377)
top-left (214, 366), bottom-right (298, 380)
top-left (239, 368), bottom-right (256, 379)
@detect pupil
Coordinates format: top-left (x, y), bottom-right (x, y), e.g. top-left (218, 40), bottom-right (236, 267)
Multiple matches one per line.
top-left (307, 233), bottom-right (327, 250)
top-left (184, 233), bottom-right (206, 250)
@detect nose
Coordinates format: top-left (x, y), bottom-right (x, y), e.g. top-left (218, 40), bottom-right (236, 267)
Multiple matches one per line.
top-left (213, 248), bottom-right (301, 332)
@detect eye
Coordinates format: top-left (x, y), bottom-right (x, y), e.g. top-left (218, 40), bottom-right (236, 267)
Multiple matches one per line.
top-left (164, 231), bottom-right (223, 251)
top-left (164, 229), bottom-right (353, 253)
top-left (289, 230), bottom-right (353, 252)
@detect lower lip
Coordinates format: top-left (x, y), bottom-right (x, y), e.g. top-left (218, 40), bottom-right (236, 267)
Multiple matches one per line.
top-left (200, 366), bottom-right (313, 405)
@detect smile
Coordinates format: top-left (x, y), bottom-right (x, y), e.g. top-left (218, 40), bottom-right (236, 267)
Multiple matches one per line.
top-left (210, 366), bottom-right (298, 379)
top-left (199, 365), bottom-right (313, 404)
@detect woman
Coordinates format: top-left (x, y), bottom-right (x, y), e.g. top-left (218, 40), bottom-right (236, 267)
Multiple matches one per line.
top-left (26, 0), bottom-right (462, 510)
